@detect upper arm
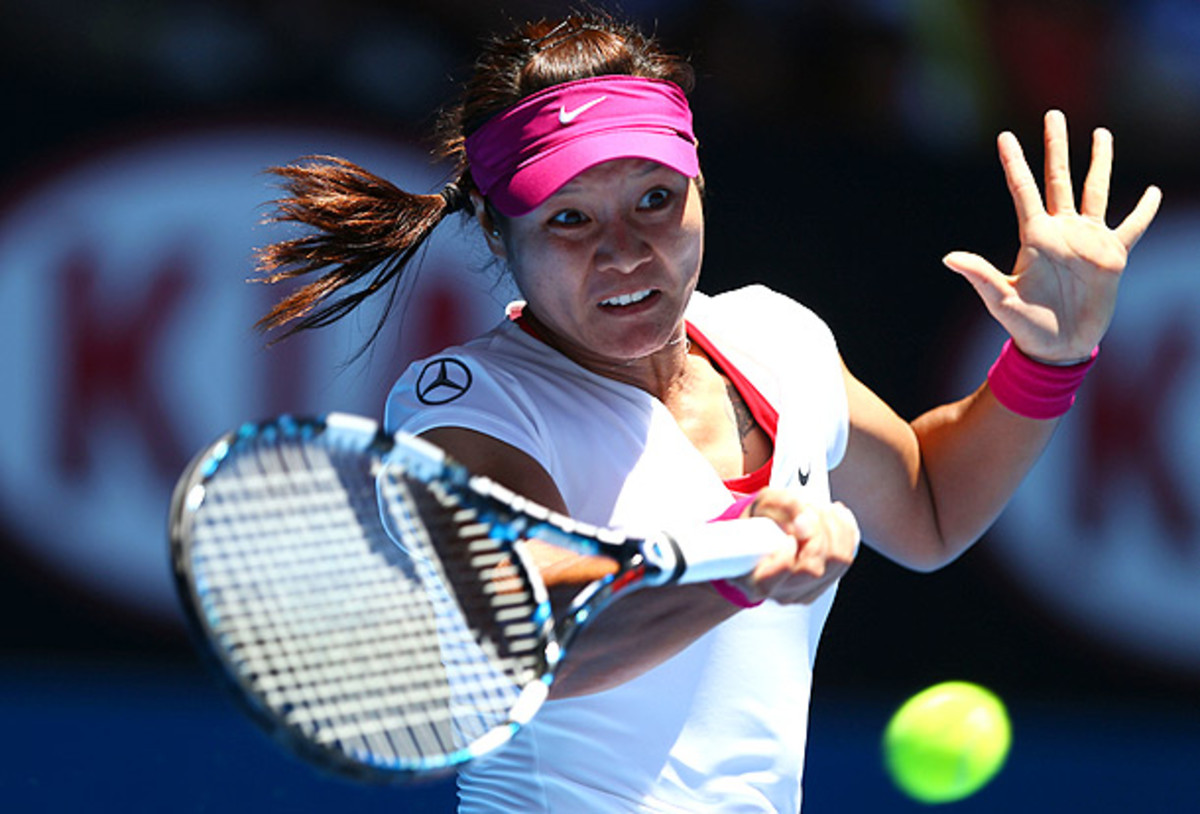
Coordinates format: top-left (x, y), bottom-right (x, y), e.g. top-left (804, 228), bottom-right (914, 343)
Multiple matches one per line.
top-left (417, 426), bottom-right (617, 589)
top-left (419, 426), bottom-right (568, 513)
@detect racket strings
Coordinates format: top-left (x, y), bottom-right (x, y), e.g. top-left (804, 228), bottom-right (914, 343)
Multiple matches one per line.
top-left (185, 432), bottom-right (548, 774)
top-left (377, 470), bottom-right (551, 711)
top-left (195, 440), bottom-right (450, 758)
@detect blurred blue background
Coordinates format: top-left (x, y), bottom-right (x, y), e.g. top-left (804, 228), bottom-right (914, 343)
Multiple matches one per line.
top-left (2, 1), bottom-right (1198, 811)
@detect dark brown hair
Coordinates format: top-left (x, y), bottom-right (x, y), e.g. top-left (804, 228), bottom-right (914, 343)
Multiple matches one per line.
top-left (254, 11), bottom-right (694, 343)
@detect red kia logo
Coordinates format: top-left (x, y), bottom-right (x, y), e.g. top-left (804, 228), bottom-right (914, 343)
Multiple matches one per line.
top-left (946, 210), bottom-right (1200, 675)
top-left (0, 122), bottom-right (515, 623)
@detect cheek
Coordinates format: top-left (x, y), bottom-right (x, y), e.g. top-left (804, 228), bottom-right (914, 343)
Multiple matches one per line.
top-left (673, 222), bottom-right (704, 278)
top-left (508, 246), bottom-right (576, 306)
top-left (678, 192), bottom-right (705, 268)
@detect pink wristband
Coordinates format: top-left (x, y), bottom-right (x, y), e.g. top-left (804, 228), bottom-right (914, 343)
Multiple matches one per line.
top-left (712, 492), bottom-right (759, 521)
top-left (987, 338), bottom-right (1099, 420)
top-left (709, 492), bottom-right (765, 609)
top-left (711, 578), bottom-right (763, 608)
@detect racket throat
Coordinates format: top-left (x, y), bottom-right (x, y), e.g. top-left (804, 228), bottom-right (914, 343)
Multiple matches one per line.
top-left (638, 533), bottom-right (686, 586)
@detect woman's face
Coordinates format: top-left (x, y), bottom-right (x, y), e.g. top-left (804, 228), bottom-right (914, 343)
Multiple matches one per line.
top-left (487, 158), bottom-right (704, 370)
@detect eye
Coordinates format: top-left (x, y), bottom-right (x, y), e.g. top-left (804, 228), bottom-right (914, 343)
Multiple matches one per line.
top-left (549, 208), bottom-right (588, 227)
top-left (638, 187), bottom-right (672, 210)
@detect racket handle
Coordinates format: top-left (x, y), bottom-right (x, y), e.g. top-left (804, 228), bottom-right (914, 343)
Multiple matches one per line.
top-left (667, 517), bottom-right (795, 584)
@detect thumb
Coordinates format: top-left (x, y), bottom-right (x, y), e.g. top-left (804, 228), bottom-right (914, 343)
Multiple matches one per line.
top-left (942, 251), bottom-right (1010, 310)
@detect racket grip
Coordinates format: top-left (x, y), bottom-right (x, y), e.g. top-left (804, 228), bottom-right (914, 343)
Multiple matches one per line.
top-left (668, 517), bottom-right (795, 584)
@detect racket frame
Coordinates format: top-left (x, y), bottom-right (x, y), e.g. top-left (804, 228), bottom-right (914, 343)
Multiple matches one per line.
top-left (169, 412), bottom-right (781, 783)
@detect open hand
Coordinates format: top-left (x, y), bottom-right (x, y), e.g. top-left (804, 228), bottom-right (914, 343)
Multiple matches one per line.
top-left (943, 110), bottom-right (1162, 364)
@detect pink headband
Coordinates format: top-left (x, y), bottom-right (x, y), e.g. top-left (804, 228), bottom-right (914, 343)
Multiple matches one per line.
top-left (464, 76), bottom-right (700, 217)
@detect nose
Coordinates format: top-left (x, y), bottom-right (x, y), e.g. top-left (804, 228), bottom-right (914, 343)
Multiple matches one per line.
top-left (595, 216), bottom-right (652, 275)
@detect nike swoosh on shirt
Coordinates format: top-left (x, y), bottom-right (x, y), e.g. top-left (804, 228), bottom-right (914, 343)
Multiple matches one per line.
top-left (558, 96), bottom-right (608, 125)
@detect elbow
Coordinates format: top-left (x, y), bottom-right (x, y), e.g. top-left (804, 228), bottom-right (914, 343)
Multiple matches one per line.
top-left (890, 493), bottom-right (991, 572)
top-left (878, 532), bottom-right (982, 573)
top-left (900, 550), bottom-right (960, 573)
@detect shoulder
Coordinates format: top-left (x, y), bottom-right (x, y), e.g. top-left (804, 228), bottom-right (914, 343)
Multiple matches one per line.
top-left (383, 320), bottom-right (644, 461)
top-left (692, 284), bottom-right (831, 332)
top-left (689, 284), bottom-right (838, 360)
top-left (692, 284), bottom-right (849, 467)
top-left (384, 322), bottom-right (545, 439)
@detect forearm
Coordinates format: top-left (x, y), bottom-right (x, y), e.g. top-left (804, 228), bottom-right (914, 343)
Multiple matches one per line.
top-left (547, 501), bottom-right (858, 696)
top-left (835, 364), bottom-right (1060, 571)
top-left (910, 383), bottom-right (1058, 561)
top-left (546, 580), bottom-right (737, 699)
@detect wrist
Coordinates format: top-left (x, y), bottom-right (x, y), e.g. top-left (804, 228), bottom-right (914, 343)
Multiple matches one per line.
top-left (711, 491), bottom-right (759, 522)
top-left (708, 491), bottom-right (766, 608)
top-left (710, 578), bottom-right (764, 608)
top-left (1021, 348), bottom-right (1097, 367)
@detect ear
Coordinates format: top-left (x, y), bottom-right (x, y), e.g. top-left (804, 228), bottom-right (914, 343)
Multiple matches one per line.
top-left (472, 192), bottom-right (506, 259)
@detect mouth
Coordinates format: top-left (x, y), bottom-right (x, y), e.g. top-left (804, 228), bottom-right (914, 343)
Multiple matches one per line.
top-left (599, 288), bottom-right (655, 308)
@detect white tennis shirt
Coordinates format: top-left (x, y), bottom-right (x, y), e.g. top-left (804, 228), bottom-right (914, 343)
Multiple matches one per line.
top-left (385, 285), bottom-right (849, 813)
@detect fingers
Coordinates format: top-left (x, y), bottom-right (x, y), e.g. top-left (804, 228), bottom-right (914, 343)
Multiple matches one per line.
top-left (774, 502), bottom-right (857, 603)
top-left (1004, 111), bottom-right (1151, 230)
top-left (749, 492), bottom-right (858, 554)
top-left (1080, 127), bottom-right (1113, 222)
top-left (998, 130), bottom-right (1044, 225)
top-left (1114, 184), bottom-right (1163, 251)
top-left (998, 114), bottom-right (1073, 224)
top-left (745, 494), bottom-right (859, 605)
top-left (749, 488), bottom-right (802, 525)
top-left (1082, 123), bottom-right (1162, 248)
top-left (1043, 109), bottom-right (1076, 215)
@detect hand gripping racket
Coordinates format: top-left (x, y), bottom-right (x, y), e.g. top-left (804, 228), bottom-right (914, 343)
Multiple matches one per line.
top-left (169, 413), bottom-right (791, 784)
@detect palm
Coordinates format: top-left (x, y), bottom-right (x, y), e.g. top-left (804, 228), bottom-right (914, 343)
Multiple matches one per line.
top-left (945, 111), bottom-right (1161, 364)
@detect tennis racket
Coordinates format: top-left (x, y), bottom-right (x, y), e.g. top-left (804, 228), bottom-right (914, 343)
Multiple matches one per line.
top-left (169, 412), bottom-right (791, 784)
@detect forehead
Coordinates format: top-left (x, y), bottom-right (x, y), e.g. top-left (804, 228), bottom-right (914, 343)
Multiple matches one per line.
top-left (551, 158), bottom-right (682, 195)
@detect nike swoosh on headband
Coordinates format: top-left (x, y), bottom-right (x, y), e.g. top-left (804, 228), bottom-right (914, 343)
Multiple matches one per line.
top-left (558, 96), bottom-right (608, 125)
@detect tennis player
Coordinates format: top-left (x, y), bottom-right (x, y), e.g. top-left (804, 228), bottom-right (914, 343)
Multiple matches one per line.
top-left (254, 12), bottom-right (1161, 812)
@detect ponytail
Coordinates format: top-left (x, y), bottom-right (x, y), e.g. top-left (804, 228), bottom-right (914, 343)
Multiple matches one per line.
top-left (253, 156), bottom-right (469, 341)
top-left (254, 11), bottom-right (690, 347)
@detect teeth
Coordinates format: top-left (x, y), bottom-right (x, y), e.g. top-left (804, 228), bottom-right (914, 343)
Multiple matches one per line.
top-left (601, 289), bottom-right (653, 307)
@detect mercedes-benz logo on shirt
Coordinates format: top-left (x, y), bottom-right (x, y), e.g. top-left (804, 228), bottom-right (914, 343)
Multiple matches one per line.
top-left (416, 358), bottom-right (473, 405)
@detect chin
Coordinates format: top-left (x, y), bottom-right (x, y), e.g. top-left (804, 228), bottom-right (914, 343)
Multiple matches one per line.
top-left (610, 334), bottom-right (679, 361)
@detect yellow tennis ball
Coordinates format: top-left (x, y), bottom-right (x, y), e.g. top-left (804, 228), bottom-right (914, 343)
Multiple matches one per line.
top-left (882, 681), bottom-right (1012, 804)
